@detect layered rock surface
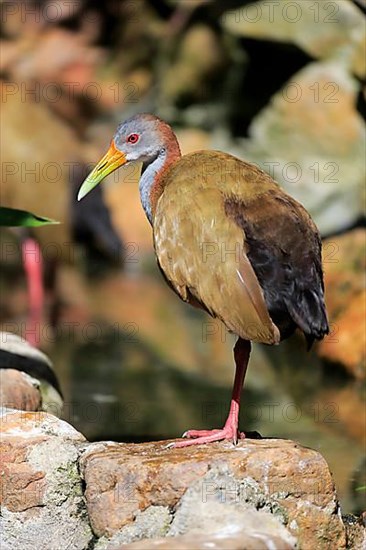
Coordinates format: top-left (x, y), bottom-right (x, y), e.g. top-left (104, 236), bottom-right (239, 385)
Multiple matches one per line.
top-left (0, 409), bottom-right (93, 550)
top-left (1, 408), bottom-right (359, 549)
top-left (80, 438), bottom-right (345, 550)
top-left (319, 229), bottom-right (366, 380)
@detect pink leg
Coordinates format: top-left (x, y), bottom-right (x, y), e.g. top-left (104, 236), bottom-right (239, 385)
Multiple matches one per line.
top-left (173, 339), bottom-right (251, 448)
top-left (22, 238), bottom-right (43, 348)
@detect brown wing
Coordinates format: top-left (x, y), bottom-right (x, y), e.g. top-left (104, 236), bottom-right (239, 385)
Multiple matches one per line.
top-left (225, 191), bottom-right (329, 345)
top-left (153, 153), bottom-right (280, 345)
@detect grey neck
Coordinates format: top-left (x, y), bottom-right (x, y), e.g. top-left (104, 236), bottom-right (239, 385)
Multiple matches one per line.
top-left (139, 149), bottom-right (167, 225)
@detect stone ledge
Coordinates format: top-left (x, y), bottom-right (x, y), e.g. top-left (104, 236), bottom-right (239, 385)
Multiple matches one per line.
top-left (80, 438), bottom-right (346, 549)
top-left (0, 409), bottom-right (92, 550)
top-left (1, 409), bottom-right (360, 549)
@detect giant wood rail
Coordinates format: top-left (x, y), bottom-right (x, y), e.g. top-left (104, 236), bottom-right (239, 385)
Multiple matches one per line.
top-left (78, 114), bottom-right (329, 447)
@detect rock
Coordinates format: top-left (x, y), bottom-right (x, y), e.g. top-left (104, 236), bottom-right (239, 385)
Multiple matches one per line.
top-left (95, 468), bottom-right (296, 549)
top-left (120, 531), bottom-right (294, 550)
top-left (9, 28), bottom-right (103, 85)
top-left (41, 0), bottom-right (83, 23)
top-left (0, 331), bottom-right (53, 368)
top-left (80, 438), bottom-right (346, 549)
top-left (95, 506), bottom-right (173, 549)
top-left (321, 230), bottom-right (365, 320)
top-left (0, 0), bottom-right (82, 40)
top-left (0, 409), bottom-right (93, 550)
top-left (176, 127), bottom-right (211, 155)
top-left (0, 332), bottom-right (64, 413)
top-left (221, 0), bottom-right (365, 78)
top-left (318, 229), bottom-right (366, 379)
top-left (161, 25), bottom-right (226, 103)
top-left (1, 83), bottom-right (79, 257)
top-left (96, 68), bottom-right (152, 113)
top-left (0, 408), bottom-right (354, 549)
top-left (0, 41), bottom-right (23, 72)
top-left (166, 469), bottom-right (295, 543)
top-left (239, 61), bottom-right (365, 236)
top-left (0, 369), bottom-right (41, 411)
top-left (319, 291), bottom-right (366, 379)
top-left (344, 514), bottom-right (366, 550)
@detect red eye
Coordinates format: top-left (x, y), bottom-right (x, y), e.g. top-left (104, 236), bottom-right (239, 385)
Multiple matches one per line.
top-left (127, 133), bottom-right (139, 144)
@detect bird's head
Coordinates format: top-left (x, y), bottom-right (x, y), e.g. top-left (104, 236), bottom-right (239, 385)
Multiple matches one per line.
top-left (77, 114), bottom-right (179, 201)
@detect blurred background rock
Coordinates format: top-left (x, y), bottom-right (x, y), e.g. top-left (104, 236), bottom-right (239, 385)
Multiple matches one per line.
top-left (0, 0), bottom-right (365, 514)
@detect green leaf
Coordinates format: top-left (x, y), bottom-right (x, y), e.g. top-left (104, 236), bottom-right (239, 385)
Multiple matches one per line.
top-left (355, 486), bottom-right (366, 492)
top-left (0, 207), bottom-right (59, 227)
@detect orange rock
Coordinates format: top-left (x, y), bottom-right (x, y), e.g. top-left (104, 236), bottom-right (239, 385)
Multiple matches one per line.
top-left (121, 533), bottom-right (293, 549)
top-left (0, 409), bottom-right (92, 548)
top-left (80, 438), bottom-right (346, 549)
top-left (0, 369), bottom-right (41, 411)
top-left (319, 291), bottom-right (366, 379)
top-left (319, 229), bottom-right (366, 379)
top-left (0, 82), bottom-right (79, 258)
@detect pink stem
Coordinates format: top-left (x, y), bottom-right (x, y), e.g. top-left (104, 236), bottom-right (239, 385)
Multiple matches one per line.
top-left (22, 238), bottom-right (43, 348)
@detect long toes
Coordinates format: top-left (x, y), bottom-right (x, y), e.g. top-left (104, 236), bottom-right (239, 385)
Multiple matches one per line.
top-left (173, 429), bottom-right (232, 448)
top-left (182, 429), bottom-right (221, 439)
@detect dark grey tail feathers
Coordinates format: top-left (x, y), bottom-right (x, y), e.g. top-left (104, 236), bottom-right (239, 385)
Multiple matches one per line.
top-left (285, 288), bottom-right (329, 350)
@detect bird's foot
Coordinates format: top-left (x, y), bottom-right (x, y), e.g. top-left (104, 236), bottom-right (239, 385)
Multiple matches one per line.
top-left (172, 426), bottom-right (246, 448)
